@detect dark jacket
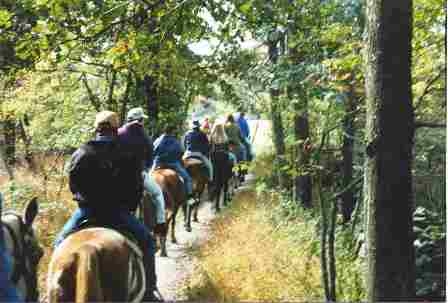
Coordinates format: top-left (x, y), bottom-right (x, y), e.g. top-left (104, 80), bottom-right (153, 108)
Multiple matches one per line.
top-left (153, 134), bottom-right (183, 165)
top-left (184, 128), bottom-right (210, 155)
top-left (68, 136), bottom-right (143, 212)
top-left (118, 121), bottom-right (153, 170)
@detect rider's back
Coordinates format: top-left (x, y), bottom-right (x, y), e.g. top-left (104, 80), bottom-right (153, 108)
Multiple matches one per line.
top-left (69, 139), bottom-right (143, 213)
top-left (153, 135), bottom-right (183, 164)
top-left (184, 129), bottom-right (209, 154)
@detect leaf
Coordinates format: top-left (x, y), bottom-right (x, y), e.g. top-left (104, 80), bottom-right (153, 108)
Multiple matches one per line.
top-left (0, 9), bottom-right (12, 28)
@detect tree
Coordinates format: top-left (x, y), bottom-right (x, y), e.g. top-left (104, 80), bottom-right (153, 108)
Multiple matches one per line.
top-left (364, 1), bottom-right (416, 300)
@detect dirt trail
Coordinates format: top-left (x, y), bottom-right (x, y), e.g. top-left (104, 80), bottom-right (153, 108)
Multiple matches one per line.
top-left (155, 119), bottom-right (270, 301)
top-left (155, 196), bottom-right (216, 301)
top-left (155, 175), bottom-right (255, 301)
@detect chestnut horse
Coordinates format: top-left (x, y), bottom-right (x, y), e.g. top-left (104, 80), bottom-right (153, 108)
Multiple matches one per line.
top-left (47, 227), bottom-right (146, 302)
top-left (149, 168), bottom-right (187, 257)
top-left (182, 157), bottom-right (208, 232)
top-left (2, 197), bottom-right (43, 301)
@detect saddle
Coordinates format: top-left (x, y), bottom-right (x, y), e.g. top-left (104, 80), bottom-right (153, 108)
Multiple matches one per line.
top-left (183, 155), bottom-right (208, 176)
top-left (67, 217), bottom-right (140, 247)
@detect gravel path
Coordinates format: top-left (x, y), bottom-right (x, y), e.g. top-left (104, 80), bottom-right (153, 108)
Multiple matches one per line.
top-left (155, 194), bottom-right (217, 301)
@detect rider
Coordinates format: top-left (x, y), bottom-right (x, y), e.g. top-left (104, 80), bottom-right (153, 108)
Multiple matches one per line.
top-left (0, 192), bottom-right (22, 302)
top-left (235, 110), bottom-right (253, 162)
top-left (183, 120), bottom-right (213, 181)
top-left (118, 107), bottom-right (166, 229)
top-left (201, 117), bottom-right (211, 135)
top-left (152, 124), bottom-right (193, 199)
top-left (118, 107), bottom-right (166, 300)
top-left (54, 111), bottom-right (160, 301)
top-left (224, 114), bottom-right (246, 162)
top-left (210, 123), bottom-right (237, 165)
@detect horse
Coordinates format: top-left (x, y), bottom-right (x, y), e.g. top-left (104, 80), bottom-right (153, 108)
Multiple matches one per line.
top-left (149, 168), bottom-right (187, 257)
top-left (47, 227), bottom-right (146, 302)
top-left (2, 197), bottom-right (43, 301)
top-left (182, 157), bottom-right (208, 232)
top-left (210, 148), bottom-right (234, 212)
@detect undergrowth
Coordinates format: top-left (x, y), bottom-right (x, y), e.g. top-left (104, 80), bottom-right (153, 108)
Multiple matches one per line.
top-left (183, 154), bottom-right (366, 301)
top-left (0, 157), bottom-right (75, 299)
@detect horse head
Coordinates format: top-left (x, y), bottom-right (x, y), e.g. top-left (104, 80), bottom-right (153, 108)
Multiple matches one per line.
top-left (2, 197), bottom-right (43, 301)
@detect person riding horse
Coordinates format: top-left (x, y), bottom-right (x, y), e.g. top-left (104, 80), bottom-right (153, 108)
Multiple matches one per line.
top-left (54, 111), bottom-right (160, 302)
top-left (118, 107), bottom-right (166, 230)
top-left (118, 106), bottom-right (166, 299)
top-left (224, 114), bottom-right (246, 162)
top-left (152, 125), bottom-right (194, 200)
top-left (235, 110), bottom-right (253, 162)
top-left (0, 192), bottom-right (22, 302)
top-left (182, 120), bottom-right (213, 182)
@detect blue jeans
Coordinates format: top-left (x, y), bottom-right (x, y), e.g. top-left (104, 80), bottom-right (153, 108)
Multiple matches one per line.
top-left (54, 207), bottom-right (154, 251)
top-left (143, 171), bottom-right (166, 224)
top-left (152, 161), bottom-right (193, 196)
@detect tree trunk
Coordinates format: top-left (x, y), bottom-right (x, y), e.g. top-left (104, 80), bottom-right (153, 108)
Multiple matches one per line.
top-left (143, 75), bottom-right (158, 137)
top-left (3, 117), bottom-right (16, 166)
top-left (341, 82), bottom-right (356, 222)
top-left (18, 118), bottom-right (36, 172)
top-left (268, 39), bottom-right (287, 188)
top-left (365, 1), bottom-right (415, 301)
top-left (293, 99), bottom-right (312, 207)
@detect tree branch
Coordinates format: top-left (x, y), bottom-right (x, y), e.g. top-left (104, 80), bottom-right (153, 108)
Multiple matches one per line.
top-left (413, 68), bottom-right (445, 110)
top-left (414, 121), bottom-right (446, 129)
top-left (81, 73), bottom-right (101, 111)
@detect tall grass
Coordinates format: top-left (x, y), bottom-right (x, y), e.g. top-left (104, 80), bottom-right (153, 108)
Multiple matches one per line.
top-left (183, 153), bottom-right (366, 302)
top-left (0, 156), bottom-right (75, 299)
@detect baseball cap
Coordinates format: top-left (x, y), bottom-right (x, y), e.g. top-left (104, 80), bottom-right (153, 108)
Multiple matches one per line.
top-left (126, 107), bottom-right (148, 121)
top-left (191, 120), bottom-right (200, 128)
top-left (94, 111), bottom-right (120, 129)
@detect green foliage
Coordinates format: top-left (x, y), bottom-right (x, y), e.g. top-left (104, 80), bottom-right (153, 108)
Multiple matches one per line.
top-left (413, 205), bottom-right (445, 299)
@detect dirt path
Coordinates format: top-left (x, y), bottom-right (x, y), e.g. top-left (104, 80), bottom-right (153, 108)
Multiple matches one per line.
top-left (155, 196), bottom-right (216, 301)
top-left (155, 176), bottom-right (254, 301)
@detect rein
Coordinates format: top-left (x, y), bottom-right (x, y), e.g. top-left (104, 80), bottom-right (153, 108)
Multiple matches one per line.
top-left (2, 212), bottom-right (39, 301)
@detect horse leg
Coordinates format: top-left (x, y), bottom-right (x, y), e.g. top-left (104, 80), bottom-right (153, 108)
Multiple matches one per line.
top-left (215, 185), bottom-right (221, 212)
top-left (160, 215), bottom-right (172, 257)
top-left (183, 201), bottom-right (192, 233)
top-left (171, 207), bottom-right (178, 244)
top-left (223, 181), bottom-right (229, 206)
top-left (193, 196), bottom-right (199, 222)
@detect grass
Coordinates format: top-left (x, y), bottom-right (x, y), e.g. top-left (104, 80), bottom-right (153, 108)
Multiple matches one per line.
top-left (0, 156), bottom-right (75, 300)
top-left (183, 186), bottom-right (324, 302)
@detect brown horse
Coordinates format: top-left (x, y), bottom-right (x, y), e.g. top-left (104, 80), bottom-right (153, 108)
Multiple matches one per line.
top-left (47, 227), bottom-right (146, 302)
top-left (182, 157), bottom-right (208, 232)
top-left (150, 168), bottom-right (187, 257)
top-left (2, 197), bottom-right (43, 301)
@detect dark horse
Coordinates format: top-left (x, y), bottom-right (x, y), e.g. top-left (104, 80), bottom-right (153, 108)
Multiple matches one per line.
top-left (149, 168), bottom-right (187, 257)
top-left (210, 147), bottom-right (234, 212)
top-left (183, 157), bottom-right (208, 232)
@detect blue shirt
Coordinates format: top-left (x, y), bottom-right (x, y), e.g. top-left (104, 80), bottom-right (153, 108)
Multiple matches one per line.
top-left (153, 134), bottom-right (183, 165)
top-left (236, 114), bottom-right (250, 139)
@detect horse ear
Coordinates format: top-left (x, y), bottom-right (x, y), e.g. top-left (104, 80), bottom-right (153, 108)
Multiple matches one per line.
top-left (24, 197), bottom-right (38, 226)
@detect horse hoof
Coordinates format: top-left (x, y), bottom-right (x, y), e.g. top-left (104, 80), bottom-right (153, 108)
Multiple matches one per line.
top-left (193, 218), bottom-right (199, 223)
top-left (185, 226), bottom-right (192, 232)
top-left (161, 252), bottom-right (168, 257)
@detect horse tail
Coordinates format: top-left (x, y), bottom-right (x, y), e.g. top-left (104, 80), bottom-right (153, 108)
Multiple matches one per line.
top-left (75, 244), bottom-right (104, 302)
